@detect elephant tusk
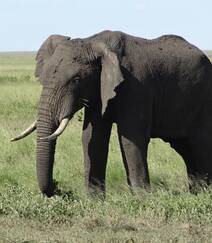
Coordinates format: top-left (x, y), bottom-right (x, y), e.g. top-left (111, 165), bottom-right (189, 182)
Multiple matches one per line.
top-left (39, 117), bottom-right (70, 141)
top-left (10, 121), bottom-right (37, 142)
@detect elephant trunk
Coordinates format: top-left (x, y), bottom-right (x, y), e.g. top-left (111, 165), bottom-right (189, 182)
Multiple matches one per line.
top-left (36, 88), bottom-right (58, 197)
top-left (36, 116), bottom-right (57, 197)
top-left (36, 86), bottom-right (78, 197)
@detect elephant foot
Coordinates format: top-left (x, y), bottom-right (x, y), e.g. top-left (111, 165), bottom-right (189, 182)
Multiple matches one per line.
top-left (39, 179), bottom-right (58, 198)
top-left (40, 187), bottom-right (55, 197)
top-left (129, 183), bottom-right (151, 197)
top-left (86, 183), bottom-right (106, 201)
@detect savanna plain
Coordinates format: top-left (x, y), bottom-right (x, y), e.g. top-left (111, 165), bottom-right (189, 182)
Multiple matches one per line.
top-left (0, 52), bottom-right (212, 243)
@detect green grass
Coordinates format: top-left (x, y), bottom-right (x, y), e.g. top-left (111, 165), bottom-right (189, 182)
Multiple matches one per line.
top-left (205, 50), bottom-right (212, 59)
top-left (0, 52), bottom-right (212, 242)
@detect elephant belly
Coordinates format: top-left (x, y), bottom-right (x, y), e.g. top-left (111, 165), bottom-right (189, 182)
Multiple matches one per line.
top-left (150, 86), bottom-right (205, 139)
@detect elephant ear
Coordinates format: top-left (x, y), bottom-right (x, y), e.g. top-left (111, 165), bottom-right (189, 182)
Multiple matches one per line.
top-left (92, 42), bottom-right (124, 115)
top-left (35, 35), bottom-right (70, 83)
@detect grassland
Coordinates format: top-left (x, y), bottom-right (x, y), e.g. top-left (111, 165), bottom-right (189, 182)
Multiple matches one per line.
top-left (0, 52), bottom-right (212, 242)
top-left (205, 50), bottom-right (212, 59)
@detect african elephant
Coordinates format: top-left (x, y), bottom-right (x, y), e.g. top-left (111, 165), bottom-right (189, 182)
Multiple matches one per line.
top-left (12, 30), bottom-right (212, 197)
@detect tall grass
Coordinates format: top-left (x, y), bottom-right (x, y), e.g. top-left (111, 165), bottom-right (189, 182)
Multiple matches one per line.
top-left (0, 52), bottom-right (211, 242)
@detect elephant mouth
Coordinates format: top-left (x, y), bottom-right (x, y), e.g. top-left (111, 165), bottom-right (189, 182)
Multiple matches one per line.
top-left (40, 97), bottom-right (88, 141)
top-left (39, 99), bottom-right (84, 142)
top-left (38, 117), bottom-right (70, 141)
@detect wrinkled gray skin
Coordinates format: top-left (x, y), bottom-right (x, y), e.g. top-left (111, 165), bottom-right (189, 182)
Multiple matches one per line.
top-left (34, 30), bottom-right (212, 197)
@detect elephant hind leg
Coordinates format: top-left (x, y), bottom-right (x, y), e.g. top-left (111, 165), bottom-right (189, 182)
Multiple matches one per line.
top-left (169, 135), bottom-right (212, 188)
top-left (189, 128), bottom-right (212, 184)
top-left (169, 138), bottom-right (196, 177)
top-left (168, 138), bottom-right (198, 189)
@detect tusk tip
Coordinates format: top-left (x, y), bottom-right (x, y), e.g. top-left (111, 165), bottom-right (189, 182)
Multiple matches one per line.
top-left (10, 138), bottom-right (17, 142)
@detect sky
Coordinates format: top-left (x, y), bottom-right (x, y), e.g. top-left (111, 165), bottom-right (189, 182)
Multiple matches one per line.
top-left (0, 0), bottom-right (212, 51)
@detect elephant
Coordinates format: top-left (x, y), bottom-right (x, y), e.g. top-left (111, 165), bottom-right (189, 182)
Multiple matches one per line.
top-left (11, 30), bottom-right (212, 197)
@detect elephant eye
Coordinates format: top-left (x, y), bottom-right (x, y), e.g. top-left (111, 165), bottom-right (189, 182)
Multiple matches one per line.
top-left (71, 76), bottom-right (80, 86)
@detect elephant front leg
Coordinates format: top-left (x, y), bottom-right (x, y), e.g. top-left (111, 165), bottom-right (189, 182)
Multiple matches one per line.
top-left (82, 108), bottom-right (112, 198)
top-left (117, 121), bottom-right (150, 193)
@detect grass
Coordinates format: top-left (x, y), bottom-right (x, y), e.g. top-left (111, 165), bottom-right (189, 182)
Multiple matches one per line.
top-left (205, 50), bottom-right (212, 59)
top-left (0, 52), bottom-right (212, 242)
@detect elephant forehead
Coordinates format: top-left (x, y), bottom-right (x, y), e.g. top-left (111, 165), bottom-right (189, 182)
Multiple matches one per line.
top-left (42, 45), bottom-right (90, 83)
top-left (46, 62), bottom-right (80, 80)
top-left (54, 43), bottom-right (84, 61)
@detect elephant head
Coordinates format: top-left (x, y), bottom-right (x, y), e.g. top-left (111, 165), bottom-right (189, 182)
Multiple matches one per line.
top-left (12, 32), bottom-right (124, 196)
